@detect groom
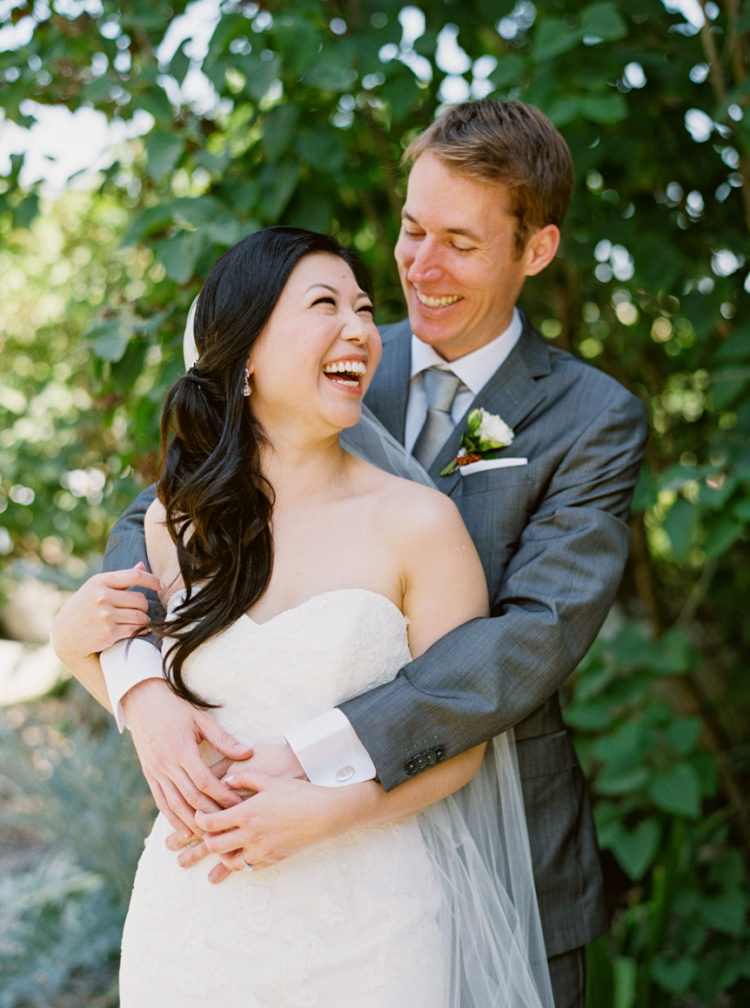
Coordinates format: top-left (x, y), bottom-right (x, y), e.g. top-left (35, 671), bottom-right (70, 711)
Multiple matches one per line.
top-left (99, 100), bottom-right (647, 1008)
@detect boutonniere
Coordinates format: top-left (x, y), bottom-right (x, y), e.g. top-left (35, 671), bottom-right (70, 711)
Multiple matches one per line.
top-left (440, 408), bottom-right (515, 476)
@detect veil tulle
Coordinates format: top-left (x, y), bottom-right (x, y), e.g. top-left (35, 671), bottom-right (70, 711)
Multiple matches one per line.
top-left (419, 736), bottom-right (554, 1008)
top-left (183, 295), bottom-right (553, 1008)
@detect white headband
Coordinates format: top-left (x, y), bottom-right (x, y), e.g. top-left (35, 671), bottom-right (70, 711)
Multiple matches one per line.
top-left (183, 296), bottom-right (199, 370)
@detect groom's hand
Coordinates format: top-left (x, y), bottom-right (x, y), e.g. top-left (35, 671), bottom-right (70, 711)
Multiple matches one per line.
top-left (122, 678), bottom-right (253, 836)
top-left (164, 742), bottom-right (308, 872)
top-left (193, 771), bottom-right (349, 882)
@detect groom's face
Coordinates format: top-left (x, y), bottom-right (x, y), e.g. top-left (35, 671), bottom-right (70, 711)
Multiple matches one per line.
top-left (394, 151), bottom-right (538, 363)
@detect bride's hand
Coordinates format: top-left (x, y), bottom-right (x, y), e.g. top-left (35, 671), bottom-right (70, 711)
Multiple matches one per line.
top-left (50, 562), bottom-right (162, 665)
top-left (192, 770), bottom-right (354, 883)
top-left (164, 744), bottom-right (308, 865)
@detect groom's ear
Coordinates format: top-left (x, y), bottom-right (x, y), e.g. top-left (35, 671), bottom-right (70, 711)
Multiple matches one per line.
top-left (522, 225), bottom-right (560, 277)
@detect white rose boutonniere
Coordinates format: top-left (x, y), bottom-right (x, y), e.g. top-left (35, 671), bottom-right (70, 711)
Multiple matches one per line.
top-left (440, 407), bottom-right (515, 476)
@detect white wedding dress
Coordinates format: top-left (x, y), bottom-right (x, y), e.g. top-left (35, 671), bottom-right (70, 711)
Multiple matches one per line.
top-left (119, 588), bottom-right (552, 1008)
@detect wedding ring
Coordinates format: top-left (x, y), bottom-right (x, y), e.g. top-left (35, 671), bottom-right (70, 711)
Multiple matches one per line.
top-left (240, 849), bottom-right (254, 871)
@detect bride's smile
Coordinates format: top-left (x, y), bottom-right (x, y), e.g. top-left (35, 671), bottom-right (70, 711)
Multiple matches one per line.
top-left (247, 251), bottom-right (381, 435)
top-left (322, 357), bottom-right (369, 390)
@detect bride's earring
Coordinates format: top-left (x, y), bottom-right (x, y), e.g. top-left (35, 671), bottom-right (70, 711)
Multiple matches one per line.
top-left (242, 368), bottom-right (252, 397)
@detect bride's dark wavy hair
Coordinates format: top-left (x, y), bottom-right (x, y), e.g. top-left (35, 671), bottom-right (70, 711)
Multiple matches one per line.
top-left (155, 226), bottom-right (374, 707)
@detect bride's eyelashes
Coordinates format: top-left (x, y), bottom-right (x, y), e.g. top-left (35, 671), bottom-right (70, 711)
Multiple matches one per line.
top-left (310, 295), bottom-right (374, 315)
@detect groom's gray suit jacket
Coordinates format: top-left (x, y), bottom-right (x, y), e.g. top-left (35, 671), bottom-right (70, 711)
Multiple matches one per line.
top-left (341, 314), bottom-right (648, 956)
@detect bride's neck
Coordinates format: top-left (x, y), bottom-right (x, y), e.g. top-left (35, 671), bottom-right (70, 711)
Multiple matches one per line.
top-left (259, 434), bottom-right (352, 502)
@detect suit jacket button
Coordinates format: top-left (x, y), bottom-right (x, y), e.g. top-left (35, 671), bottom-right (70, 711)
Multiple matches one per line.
top-left (424, 749), bottom-right (437, 766)
top-left (434, 746), bottom-right (446, 762)
top-left (404, 758), bottom-right (418, 775)
top-left (415, 753), bottom-right (427, 771)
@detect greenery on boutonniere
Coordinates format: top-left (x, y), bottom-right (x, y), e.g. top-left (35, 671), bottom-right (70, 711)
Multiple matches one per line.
top-left (440, 408), bottom-right (515, 475)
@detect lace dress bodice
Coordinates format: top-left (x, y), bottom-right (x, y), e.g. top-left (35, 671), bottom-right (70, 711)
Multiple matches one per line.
top-left (173, 587), bottom-right (412, 746)
top-left (119, 588), bottom-right (446, 1008)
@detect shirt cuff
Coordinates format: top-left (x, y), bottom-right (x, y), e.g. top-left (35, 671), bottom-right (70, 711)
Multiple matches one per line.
top-left (99, 638), bottom-right (166, 732)
top-left (286, 708), bottom-right (377, 787)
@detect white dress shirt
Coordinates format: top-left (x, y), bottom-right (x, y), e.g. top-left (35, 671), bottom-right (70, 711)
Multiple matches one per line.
top-left (101, 310), bottom-right (523, 782)
top-left (405, 309), bottom-right (522, 450)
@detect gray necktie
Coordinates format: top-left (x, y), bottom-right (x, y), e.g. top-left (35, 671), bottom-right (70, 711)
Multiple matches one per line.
top-left (412, 367), bottom-right (462, 469)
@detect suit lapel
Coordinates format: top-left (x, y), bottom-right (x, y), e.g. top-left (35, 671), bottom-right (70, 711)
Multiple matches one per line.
top-left (366, 320), bottom-right (412, 442)
top-left (427, 318), bottom-right (551, 496)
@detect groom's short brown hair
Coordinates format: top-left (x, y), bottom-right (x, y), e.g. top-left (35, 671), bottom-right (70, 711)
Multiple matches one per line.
top-left (403, 99), bottom-right (574, 255)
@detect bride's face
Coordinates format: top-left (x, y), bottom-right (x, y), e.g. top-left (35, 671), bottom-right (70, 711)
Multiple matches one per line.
top-left (247, 252), bottom-right (381, 433)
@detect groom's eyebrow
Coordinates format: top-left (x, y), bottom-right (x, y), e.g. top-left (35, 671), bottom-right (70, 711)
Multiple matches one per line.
top-left (402, 210), bottom-right (483, 242)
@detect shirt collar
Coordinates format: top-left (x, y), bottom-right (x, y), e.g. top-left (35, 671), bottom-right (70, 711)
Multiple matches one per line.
top-left (409, 309), bottom-right (523, 396)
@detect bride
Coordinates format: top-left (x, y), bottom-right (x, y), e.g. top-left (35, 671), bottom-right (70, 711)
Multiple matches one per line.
top-left (52, 226), bottom-right (552, 1007)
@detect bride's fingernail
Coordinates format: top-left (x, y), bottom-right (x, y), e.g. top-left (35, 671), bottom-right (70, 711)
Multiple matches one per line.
top-left (223, 774), bottom-right (236, 784)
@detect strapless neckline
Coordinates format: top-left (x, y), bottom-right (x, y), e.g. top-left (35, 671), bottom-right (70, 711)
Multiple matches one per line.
top-left (169, 585), bottom-right (405, 629)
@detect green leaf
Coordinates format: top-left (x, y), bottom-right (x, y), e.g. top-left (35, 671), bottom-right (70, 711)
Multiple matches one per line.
top-left (564, 699), bottom-right (612, 731)
top-left (111, 339), bottom-right (148, 387)
top-left (262, 105), bottom-right (300, 161)
top-left (203, 213), bottom-right (245, 247)
top-left (145, 131), bottom-right (184, 184)
top-left (531, 18), bottom-right (582, 63)
top-left (651, 956), bottom-right (697, 994)
top-left (612, 955), bottom-right (638, 1008)
top-left (578, 92), bottom-right (628, 124)
top-left (12, 193), bottom-right (39, 229)
top-left (135, 80), bottom-right (175, 122)
top-left (663, 494), bottom-right (698, 563)
top-left (122, 204), bottom-right (179, 245)
top-left (596, 765), bottom-right (650, 796)
top-left (378, 67), bottom-right (421, 123)
top-left (734, 496), bottom-right (750, 522)
top-left (716, 325), bottom-right (750, 362)
top-left (711, 369), bottom-right (748, 410)
top-left (242, 53), bottom-right (282, 102)
top-left (698, 471), bottom-right (739, 509)
top-left (303, 56), bottom-right (358, 92)
top-left (611, 621), bottom-right (653, 669)
top-left (580, 2), bottom-right (628, 42)
top-left (704, 515), bottom-right (743, 558)
top-left (195, 146), bottom-right (233, 178)
top-left (167, 42), bottom-right (191, 87)
top-left (701, 889), bottom-right (748, 937)
top-left (272, 14), bottom-right (322, 76)
top-left (488, 53), bottom-right (526, 90)
top-left (87, 320), bottom-right (130, 363)
top-left (609, 818), bottom-right (660, 879)
top-left (257, 160), bottom-right (301, 222)
top-left (651, 626), bottom-right (696, 676)
top-left (648, 764), bottom-right (702, 818)
top-left (547, 95), bottom-right (587, 128)
top-left (665, 716), bottom-right (701, 754)
top-left (297, 127), bottom-right (347, 174)
top-left (153, 230), bottom-right (205, 285)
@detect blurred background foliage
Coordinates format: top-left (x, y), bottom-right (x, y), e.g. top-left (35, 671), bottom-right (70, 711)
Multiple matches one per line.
top-left (0, 0), bottom-right (748, 1005)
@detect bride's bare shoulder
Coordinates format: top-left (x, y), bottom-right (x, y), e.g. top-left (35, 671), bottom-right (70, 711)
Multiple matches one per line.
top-left (144, 496), bottom-right (168, 541)
top-left (368, 468), bottom-right (466, 542)
top-left (144, 497), bottom-right (180, 589)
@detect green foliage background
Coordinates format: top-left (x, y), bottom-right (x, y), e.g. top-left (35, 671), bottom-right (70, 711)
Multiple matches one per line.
top-left (1, 0), bottom-right (748, 1005)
